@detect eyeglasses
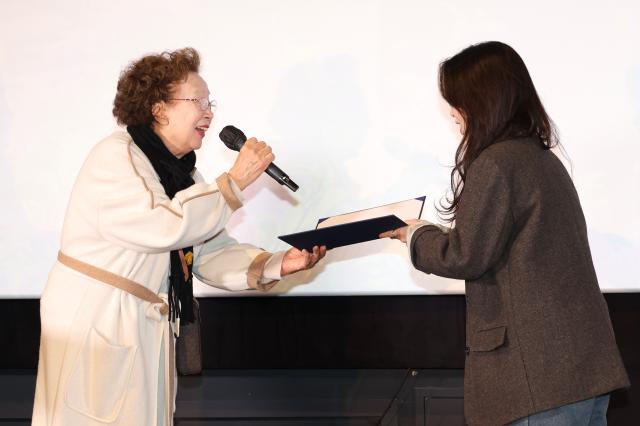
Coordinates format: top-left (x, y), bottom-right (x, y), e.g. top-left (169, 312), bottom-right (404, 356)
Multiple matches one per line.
top-left (169, 97), bottom-right (217, 112)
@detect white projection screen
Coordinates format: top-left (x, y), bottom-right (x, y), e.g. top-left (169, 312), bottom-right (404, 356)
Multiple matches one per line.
top-left (1, 0), bottom-right (638, 297)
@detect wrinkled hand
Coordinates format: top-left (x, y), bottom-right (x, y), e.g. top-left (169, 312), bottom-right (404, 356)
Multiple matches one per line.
top-left (281, 246), bottom-right (327, 277)
top-left (228, 137), bottom-right (275, 190)
top-left (379, 219), bottom-right (424, 243)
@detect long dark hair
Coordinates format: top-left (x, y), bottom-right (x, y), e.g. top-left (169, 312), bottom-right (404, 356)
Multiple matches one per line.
top-left (438, 41), bottom-right (558, 222)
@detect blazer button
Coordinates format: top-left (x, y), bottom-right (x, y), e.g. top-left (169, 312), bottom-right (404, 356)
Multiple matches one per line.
top-left (465, 346), bottom-right (470, 355)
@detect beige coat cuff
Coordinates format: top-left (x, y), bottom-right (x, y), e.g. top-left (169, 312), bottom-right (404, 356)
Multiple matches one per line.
top-left (215, 173), bottom-right (243, 211)
top-left (263, 251), bottom-right (284, 281)
top-left (247, 252), bottom-right (279, 292)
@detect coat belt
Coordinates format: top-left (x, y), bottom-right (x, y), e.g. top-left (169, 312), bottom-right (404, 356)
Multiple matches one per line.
top-left (57, 251), bottom-right (169, 314)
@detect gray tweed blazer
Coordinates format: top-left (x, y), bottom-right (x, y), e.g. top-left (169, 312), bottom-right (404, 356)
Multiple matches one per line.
top-left (410, 137), bottom-right (629, 425)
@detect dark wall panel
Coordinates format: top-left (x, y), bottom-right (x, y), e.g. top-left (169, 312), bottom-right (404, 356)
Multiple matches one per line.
top-left (0, 294), bottom-right (636, 370)
top-left (199, 295), bottom-right (466, 369)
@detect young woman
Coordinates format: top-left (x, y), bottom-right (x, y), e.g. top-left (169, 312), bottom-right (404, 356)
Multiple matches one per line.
top-left (382, 41), bottom-right (628, 425)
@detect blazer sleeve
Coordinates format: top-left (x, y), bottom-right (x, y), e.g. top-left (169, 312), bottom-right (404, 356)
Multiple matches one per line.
top-left (192, 230), bottom-right (279, 292)
top-left (410, 154), bottom-right (513, 280)
top-left (95, 140), bottom-right (243, 253)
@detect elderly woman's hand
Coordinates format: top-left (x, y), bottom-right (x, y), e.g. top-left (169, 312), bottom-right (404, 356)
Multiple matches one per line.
top-left (228, 138), bottom-right (275, 190)
top-left (280, 245), bottom-right (327, 277)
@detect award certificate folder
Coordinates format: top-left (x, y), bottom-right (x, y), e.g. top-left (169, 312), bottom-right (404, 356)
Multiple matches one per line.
top-left (278, 196), bottom-right (425, 251)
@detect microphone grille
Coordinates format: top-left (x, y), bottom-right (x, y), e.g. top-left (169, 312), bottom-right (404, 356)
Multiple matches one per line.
top-left (219, 125), bottom-right (246, 151)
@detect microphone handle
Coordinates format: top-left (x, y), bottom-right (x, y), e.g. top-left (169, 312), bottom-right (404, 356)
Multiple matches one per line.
top-left (266, 163), bottom-right (299, 192)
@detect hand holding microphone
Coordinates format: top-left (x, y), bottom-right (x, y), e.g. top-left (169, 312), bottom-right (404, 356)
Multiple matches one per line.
top-left (221, 125), bottom-right (299, 191)
top-left (227, 137), bottom-right (275, 190)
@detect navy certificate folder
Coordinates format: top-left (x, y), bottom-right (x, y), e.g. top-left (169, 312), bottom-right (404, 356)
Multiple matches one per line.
top-left (278, 215), bottom-right (407, 251)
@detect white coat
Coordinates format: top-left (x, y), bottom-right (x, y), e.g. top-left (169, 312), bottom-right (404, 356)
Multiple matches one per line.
top-left (32, 131), bottom-right (278, 425)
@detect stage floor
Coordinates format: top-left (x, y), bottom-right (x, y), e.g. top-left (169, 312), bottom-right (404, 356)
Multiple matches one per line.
top-left (0, 369), bottom-right (464, 425)
top-left (1, 369), bottom-right (636, 425)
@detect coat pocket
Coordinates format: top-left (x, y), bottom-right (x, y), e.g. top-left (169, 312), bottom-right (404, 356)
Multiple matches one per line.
top-left (65, 327), bottom-right (137, 422)
top-left (469, 325), bottom-right (506, 352)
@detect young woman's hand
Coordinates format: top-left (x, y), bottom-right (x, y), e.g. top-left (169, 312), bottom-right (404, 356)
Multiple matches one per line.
top-left (379, 219), bottom-right (425, 243)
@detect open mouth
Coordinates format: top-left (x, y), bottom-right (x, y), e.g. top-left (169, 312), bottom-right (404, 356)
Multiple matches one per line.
top-left (195, 126), bottom-right (208, 137)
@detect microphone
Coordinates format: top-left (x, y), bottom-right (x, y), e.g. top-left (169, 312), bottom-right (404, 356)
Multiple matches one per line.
top-left (219, 125), bottom-right (299, 192)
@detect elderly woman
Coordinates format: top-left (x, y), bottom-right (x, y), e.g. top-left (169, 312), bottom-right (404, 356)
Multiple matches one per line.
top-left (32, 47), bottom-right (325, 426)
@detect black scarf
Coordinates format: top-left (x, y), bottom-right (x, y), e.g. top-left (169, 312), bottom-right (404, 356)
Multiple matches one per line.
top-left (127, 125), bottom-right (196, 324)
